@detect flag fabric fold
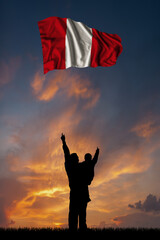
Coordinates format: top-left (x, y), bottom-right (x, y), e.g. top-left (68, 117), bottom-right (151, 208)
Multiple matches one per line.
top-left (38, 17), bottom-right (123, 74)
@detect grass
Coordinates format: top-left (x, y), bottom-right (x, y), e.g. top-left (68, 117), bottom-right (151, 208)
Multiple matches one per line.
top-left (0, 227), bottom-right (160, 236)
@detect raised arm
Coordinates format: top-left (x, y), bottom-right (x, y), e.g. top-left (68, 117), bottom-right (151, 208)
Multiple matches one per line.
top-left (61, 133), bottom-right (70, 162)
top-left (92, 147), bottom-right (99, 165)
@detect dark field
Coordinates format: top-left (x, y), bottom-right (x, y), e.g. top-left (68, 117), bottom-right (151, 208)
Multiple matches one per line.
top-left (0, 227), bottom-right (160, 237)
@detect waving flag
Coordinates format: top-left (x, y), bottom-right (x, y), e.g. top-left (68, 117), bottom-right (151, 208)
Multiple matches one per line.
top-left (38, 17), bottom-right (123, 74)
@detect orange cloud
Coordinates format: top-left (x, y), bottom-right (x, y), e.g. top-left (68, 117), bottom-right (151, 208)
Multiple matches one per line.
top-left (89, 141), bottom-right (153, 191)
top-left (30, 71), bottom-right (46, 95)
top-left (131, 119), bottom-right (160, 140)
top-left (31, 70), bottom-right (100, 108)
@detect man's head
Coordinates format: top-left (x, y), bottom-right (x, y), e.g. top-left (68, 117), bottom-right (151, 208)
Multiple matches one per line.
top-left (70, 153), bottom-right (79, 164)
top-left (84, 153), bottom-right (92, 162)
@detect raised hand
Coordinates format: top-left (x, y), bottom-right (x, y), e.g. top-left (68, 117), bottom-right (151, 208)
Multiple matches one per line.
top-left (61, 133), bottom-right (65, 142)
top-left (96, 147), bottom-right (99, 153)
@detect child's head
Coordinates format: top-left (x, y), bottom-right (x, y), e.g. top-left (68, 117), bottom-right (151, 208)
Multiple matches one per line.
top-left (84, 153), bottom-right (92, 162)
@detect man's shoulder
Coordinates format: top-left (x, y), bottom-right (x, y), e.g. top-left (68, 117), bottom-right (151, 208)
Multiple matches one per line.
top-left (79, 161), bottom-right (85, 166)
top-left (79, 161), bottom-right (94, 169)
top-left (78, 161), bottom-right (86, 169)
top-left (79, 161), bottom-right (85, 165)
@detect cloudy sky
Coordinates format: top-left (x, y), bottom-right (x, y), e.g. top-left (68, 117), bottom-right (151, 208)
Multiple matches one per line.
top-left (0, 0), bottom-right (160, 228)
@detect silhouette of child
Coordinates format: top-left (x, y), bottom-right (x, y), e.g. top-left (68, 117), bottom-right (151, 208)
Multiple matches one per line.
top-left (80, 148), bottom-right (99, 186)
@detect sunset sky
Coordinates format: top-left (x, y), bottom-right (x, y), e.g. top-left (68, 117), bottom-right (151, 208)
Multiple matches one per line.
top-left (1, 0), bottom-right (160, 228)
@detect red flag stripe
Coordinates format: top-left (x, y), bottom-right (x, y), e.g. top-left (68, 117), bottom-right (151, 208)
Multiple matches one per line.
top-left (38, 17), bottom-right (67, 74)
top-left (91, 28), bottom-right (123, 68)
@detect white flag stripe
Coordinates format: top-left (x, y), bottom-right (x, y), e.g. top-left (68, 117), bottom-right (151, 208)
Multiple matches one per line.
top-left (65, 18), bottom-right (92, 69)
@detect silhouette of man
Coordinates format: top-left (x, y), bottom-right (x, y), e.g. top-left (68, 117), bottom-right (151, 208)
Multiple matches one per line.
top-left (61, 133), bottom-right (99, 231)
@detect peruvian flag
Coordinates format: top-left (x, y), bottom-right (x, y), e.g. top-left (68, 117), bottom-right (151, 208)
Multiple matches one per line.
top-left (38, 17), bottom-right (123, 74)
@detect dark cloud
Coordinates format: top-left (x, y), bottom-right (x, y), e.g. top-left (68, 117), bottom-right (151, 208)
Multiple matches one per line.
top-left (113, 212), bottom-right (160, 228)
top-left (128, 194), bottom-right (160, 213)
